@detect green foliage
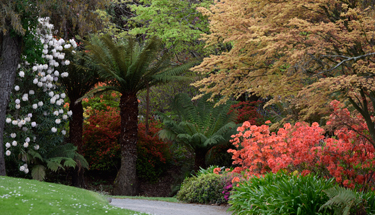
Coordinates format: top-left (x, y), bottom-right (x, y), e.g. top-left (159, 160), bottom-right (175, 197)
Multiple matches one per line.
top-left (195, 165), bottom-right (220, 177)
top-left (229, 172), bottom-right (336, 215)
top-left (176, 173), bottom-right (226, 205)
top-left (158, 93), bottom-right (238, 167)
top-left (320, 187), bottom-right (375, 215)
top-left (129, 0), bottom-right (212, 55)
top-left (81, 34), bottom-right (198, 98)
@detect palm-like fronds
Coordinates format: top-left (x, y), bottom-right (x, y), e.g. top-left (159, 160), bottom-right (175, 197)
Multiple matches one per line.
top-left (83, 34), bottom-right (197, 95)
top-left (319, 186), bottom-right (366, 215)
top-left (158, 93), bottom-right (238, 151)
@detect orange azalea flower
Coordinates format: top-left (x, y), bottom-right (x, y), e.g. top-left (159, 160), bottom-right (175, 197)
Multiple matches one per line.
top-left (213, 167), bottom-right (221, 175)
top-left (265, 120), bottom-right (271, 124)
top-left (231, 177), bottom-right (240, 183)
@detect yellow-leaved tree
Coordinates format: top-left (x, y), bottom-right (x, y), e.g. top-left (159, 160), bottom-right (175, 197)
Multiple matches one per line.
top-left (192, 0), bottom-right (375, 144)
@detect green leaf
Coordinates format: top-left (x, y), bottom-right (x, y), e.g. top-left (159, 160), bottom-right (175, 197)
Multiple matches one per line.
top-left (31, 165), bottom-right (46, 181)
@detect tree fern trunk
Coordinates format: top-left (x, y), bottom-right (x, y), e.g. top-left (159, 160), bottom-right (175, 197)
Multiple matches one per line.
top-left (194, 149), bottom-right (207, 172)
top-left (113, 92), bottom-right (139, 195)
top-left (0, 32), bottom-right (22, 176)
top-left (68, 99), bottom-right (85, 188)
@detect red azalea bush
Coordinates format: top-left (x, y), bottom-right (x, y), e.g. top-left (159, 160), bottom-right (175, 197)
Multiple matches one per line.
top-left (228, 101), bottom-right (264, 125)
top-left (82, 105), bottom-right (171, 182)
top-left (82, 106), bottom-right (121, 171)
top-left (228, 100), bottom-right (375, 190)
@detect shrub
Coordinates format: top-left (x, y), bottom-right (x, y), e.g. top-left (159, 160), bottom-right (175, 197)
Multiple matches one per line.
top-left (176, 173), bottom-right (227, 205)
top-left (229, 172), bottom-right (336, 215)
top-left (228, 100), bottom-right (375, 190)
top-left (82, 105), bottom-right (171, 182)
top-left (228, 101), bottom-right (264, 125)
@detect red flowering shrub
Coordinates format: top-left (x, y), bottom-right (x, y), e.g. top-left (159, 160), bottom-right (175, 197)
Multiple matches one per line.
top-left (228, 100), bottom-right (375, 190)
top-left (228, 101), bottom-right (264, 125)
top-left (82, 105), bottom-right (171, 182)
top-left (82, 106), bottom-right (121, 171)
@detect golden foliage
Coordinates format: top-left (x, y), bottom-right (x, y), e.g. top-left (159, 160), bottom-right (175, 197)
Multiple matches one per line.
top-left (192, 0), bottom-right (375, 122)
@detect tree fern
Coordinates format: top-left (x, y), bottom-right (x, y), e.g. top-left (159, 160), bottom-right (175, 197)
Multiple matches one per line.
top-left (319, 186), bottom-right (366, 215)
top-left (158, 93), bottom-right (238, 169)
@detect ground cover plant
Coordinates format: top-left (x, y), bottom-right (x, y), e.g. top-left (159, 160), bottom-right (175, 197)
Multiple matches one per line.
top-left (0, 176), bottom-right (146, 215)
top-left (229, 172), bottom-right (336, 215)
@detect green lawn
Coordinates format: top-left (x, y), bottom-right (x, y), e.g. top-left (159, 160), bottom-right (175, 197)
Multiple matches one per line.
top-left (0, 176), bottom-right (147, 215)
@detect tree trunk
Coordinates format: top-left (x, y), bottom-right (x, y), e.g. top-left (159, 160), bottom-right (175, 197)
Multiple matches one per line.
top-left (113, 92), bottom-right (139, 196)
top-left (145, 83), bottom-right (150, 136)
top-left (69, 99), bottom-right (86, 188)
top-left (194, 148), bottom-right (207, 172)
top-left (0, 32), bottom-right (22, 176)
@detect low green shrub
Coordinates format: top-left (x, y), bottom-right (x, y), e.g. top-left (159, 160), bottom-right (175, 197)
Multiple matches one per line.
top-left (176, 173), bottom-right (226, 205)
top-left (320, 187), bottom-right (375, 215)
top-left (229, 172), bottom-right (336, 215)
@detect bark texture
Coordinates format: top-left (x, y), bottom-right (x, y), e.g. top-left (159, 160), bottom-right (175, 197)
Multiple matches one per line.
top-left (0, 32), bottom-right (22, 176)
top-left (69, 99), bottom-right (86, 188)
top-left (194, 149), bottom-right (207, 172)
top-left (113, 92), bottom-right (139, 196)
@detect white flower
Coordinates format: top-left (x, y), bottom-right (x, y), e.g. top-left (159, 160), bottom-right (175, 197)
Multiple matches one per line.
top-left (17, 122), bottom-right (22, 127)
top-left (10, 133), bottom-right (16, 138)
top-left (28, 113), bottom-right (32, 118)
top-left (60, 93), bottom-right (66, 99)
top-left (25, 137), bottom-right (30, 143)
top-left (14, 85), bottom-right (19, 91)
top-left (6, 118), bottom-right (11, 123)
top-left (55, 119), bottom-right (61, 124)
top-left (25, 117), bottom-right (30, 122)
top-left (15, 99), bottom-right (20, 104)
top-left (48, 91), bottom-right (54, 97)
top-left (29, 90), bottom-right (35, 95)
top-left (33, 78), bottom-right (38, 84)
top-left (24, 168), bottom-right (29, 174)
top-left (15, 104), bottom-right (20, 109)
top-left (55, 94), bottom-right (60, 99)
top-left (62, 130), bottom-right (66, 135)
top-left (62, 115), bottom-right (68, 120)
top-left (50, 98), bottom-right (56, 104)
top-left (38, 101), bottom-right (43, 107)
top-left (64, 44), bottom-right (71, 49)
top-left (56, 100), bottom-right (62, 106)
top-left (22, 127), bottom-right (28, 132)
top-left (51, 127), bottom-right (57, 133)
top-left (31, 122), bottom-right (37, 127)
top-left (65, 60), bottom-right (70, 65)
top-left (32, 104), bottom-right (38, 109)
top-left (12, 120), bottom-right (18, 125)
top-left (22, 95), bottom-right (28, 101)
top-left (37, 82), bottom-right (43, 87)
top-left (54, 71), bottom-right (59, 76)
top-left (6, 150), bottom-right (11, 156)
top-left (32, 66), bottom-right (38, 71)
top-left (23, 142), bottom-right (29, 148)
top-left (20, 166), bottom-right (25, 171)
top-left (12, 141), bottom-right (17, 146)
top-left (19, 71), bottom-right (25, 77)
top-left (53, 111), bottom-right (59, 116)
top-left (61, 72), bottom-right (68, 78)
top-left (5, 142), bottom-right (10, 148)
top-left (47, 83), bottom-right (53, 88)
top-left (58, 109), bottom-right (64, 114)
top-left (34, 145), bottom-right (39, 150)
top-left (67, 110), bottom-right (73, 116)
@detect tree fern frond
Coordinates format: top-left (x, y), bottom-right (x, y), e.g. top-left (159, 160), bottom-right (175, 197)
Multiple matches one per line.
top-left (319, 187), bottom-right (363, 215)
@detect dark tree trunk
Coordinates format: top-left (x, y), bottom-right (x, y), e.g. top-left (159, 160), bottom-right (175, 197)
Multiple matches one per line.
top-left (113, 92), bottom-right (139, 196)
top-left (0, 32), bottom-right (22, 176)
top-left (145, 83), bottom-right (150, 136)
top-left (194, 149), bottom-right (207, 172)
top-left (69, 99), bottom-right (86, 187)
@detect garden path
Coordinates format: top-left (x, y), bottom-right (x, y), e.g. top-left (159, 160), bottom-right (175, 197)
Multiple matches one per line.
top-left (110, 198), bottom-right (232, 215)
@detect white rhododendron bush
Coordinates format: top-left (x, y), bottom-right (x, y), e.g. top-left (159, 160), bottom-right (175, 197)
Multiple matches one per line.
top-left (4, 17), bottom-right (77, 177)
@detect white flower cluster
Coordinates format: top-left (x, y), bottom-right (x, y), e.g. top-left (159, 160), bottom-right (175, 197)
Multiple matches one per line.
top-left (5, 17), bottom-right (75, 173)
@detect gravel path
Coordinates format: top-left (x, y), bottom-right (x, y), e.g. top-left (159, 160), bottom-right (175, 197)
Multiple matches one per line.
top-left (110, 198), bottom-right (233, 215)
